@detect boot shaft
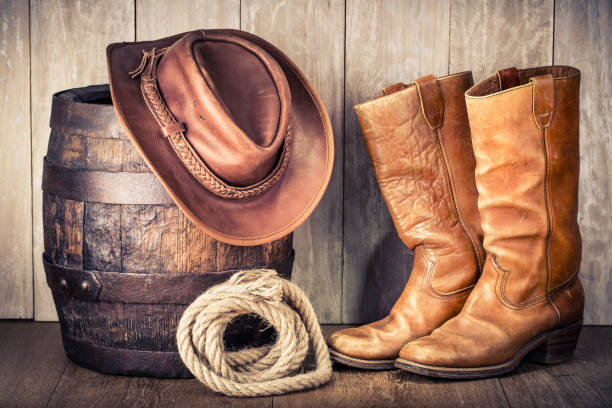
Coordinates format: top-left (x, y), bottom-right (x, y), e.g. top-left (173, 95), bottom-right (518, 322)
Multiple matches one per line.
top-left (465, 66), bottom-right (581, 302)
top-left (354, 72), bottom-right (484, 290)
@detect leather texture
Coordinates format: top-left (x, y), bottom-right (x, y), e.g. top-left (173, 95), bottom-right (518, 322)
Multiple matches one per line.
top-left (107, 29), bottom-right (333, 246)
top-left (399, 65), bottom-right (584, 368)
top-left (329, 72), bottom-right (484, 363)
top-left (43, 250), bottom-right (294, 304)
top-left (42, 158), bottom-right (173, 205)
top-left (496, 67), bottom-right (519, 90)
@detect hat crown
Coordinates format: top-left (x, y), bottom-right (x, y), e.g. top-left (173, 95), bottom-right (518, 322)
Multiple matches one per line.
top-left (156, 31), bottom-right (292, 187)
top-left (107, 28), bottom-right (333, 245)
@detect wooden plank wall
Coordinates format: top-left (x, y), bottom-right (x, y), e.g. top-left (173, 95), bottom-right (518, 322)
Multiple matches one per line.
top-left (30, 0), bottom-right (135, 321)
top-left (0, 0), bottom-right (31, 318)
top-left (241, 0), bottom-right (345, 323)
top-left (555, 0), bottom-right (612, 325)
top-left (0, 0), bottom-right (610, 325)
top-left (343, 0), bottom-right (449, 323)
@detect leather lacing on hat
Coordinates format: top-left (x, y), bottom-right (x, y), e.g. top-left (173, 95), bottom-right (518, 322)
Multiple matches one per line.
top-left (129, 47), bottom-right (293, 200)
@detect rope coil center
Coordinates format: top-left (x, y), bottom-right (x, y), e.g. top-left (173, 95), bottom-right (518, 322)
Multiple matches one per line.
top-left (176, 269), bottom-right (332, 397)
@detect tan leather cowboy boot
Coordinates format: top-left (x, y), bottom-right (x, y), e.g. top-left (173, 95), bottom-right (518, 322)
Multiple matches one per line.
top-left (396, 66), bottom-right (584, 378)
top-left (329, 72), bottom-right (485, 369)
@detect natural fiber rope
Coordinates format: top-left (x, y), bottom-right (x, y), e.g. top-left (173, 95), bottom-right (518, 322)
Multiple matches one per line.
top-left (176, 269), bottom-right (332, 397)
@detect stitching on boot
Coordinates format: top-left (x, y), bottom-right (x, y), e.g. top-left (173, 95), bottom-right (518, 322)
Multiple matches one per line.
top-left (437, 128), bottom-right (485, 273)
top-left (424, 247), bottom-right (475, 298)
top-left (492, 256), bottom-right (580, 310)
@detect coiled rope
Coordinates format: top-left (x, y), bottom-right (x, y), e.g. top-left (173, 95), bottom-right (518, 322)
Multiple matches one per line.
top-left (176, 269), bottom-right (332, 397)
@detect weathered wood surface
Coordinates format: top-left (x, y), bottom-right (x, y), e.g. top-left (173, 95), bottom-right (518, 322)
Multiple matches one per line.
top-left (554, 0), bottom-right (612, 325)
top-left (83, 203), bottom-right (121, 271)
top-left (498, 326), bottom-right (612, 407)
top-left (43, 194), bottom-right (84, 269)
top-left (42, 90), bottom-right (293, 377)
top-left (0, 0), bottom-right (610, 324)
top-left (0, 322), bottom-right (68, 408)
top-left (30, 0), bottom-right (136, 321)
top-left (0, 0), bottom-right (32, 318)
top-left (136, 0), bottom-right (240, 40)
top-left (449, 0), bottom-right (554, 82)
top-left (47, 362), bottom-right (273, 408)
top-left (1, 322), bottom-right (611, 408)
top-left (241, 0), bottom-right (345, 323)
top-left (343, 0), bottom-right (450, 323)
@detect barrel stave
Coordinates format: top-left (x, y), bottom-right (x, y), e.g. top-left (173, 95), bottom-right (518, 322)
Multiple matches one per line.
top-left (43, 86), bottom-right (293, 377)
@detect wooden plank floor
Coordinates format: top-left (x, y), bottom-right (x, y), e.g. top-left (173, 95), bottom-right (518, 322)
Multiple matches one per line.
top-left (1, 322), bottom-right (610, 407)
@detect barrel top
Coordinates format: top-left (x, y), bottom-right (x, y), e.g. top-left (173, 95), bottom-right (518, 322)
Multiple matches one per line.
top-left (57, 84), bottom-right (113, 103)
top-left (50, 85), bottom-right (127, 140)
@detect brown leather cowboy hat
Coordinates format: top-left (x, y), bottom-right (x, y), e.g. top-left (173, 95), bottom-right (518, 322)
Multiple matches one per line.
top-left (107, 29), bottom-right (333, 245)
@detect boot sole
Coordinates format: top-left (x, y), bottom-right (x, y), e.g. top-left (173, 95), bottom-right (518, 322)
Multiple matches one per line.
top-left (329, 349), bottom-right (396, 370)
top-left (394, 319), bottom-right (582, 379)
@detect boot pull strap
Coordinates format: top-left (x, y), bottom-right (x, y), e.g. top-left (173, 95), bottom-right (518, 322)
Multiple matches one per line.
top-left (496, 67), bottom-right (519, 90)
top-left (414, 75), bottom-right (443, 130)
top-left (530, 74), bottom-right (555, 129)
top-left (382, 82), bottom-right (407, 96)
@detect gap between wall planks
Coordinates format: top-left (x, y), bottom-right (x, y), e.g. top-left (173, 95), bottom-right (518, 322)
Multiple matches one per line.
top-left (343, 0), bottom-right (450, 324)
top-left (0, 0), bottom-right (31, 318)
top-left (0, 0), bottom-right (606, 324)
top-left (448, 0), bottom-right (554, 82)
top-left (143, 0), bottom-right (344, 323)
top-left (241, 0), bottom-right (345, 324)
top-left (136, 0), bottom-right (240, 40)
top-left (554, 0), bottom-right (611, 325)
top-left (30, 0), bottom-right (135, 321)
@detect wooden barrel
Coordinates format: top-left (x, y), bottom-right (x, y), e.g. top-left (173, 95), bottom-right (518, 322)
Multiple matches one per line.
top-left (42, 85), bottom-right (294, 378)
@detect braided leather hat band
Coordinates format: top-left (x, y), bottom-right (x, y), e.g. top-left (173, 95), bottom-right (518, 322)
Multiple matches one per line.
top-left (131, 47), bottom-right (293, 200)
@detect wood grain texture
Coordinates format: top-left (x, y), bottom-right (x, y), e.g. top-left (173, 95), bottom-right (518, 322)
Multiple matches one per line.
top-left (0, 322), bottom-right (68, 408)
top-left (6, 322), bottom-right (611, 407)
top-left (275, 366), bottom-right (509, 407)
top-left (46, 130), bottom-right (150, 173)
top-left (449, 0), bottom-right (554, 82)
top-left (1, 0), bottom-right (608, 326)
top-left (54, 299), bottom-right (185, 351)
top-left (42, 195), bottom-right (84, 268)
top-left (31, 0), bottom-right (136, 321)
top-left (136, 0), bottom-right (240, 41)
top-left (83, 203), bottom-right (121, 271)
top-left (343, 0), bottom-right (450, 324)
top-left (42, 92), bottom-right (294, 377)
top-left (241, 0), bottom-right (345, 323)
top-left (120, 204), bottom-right (183, 273)
top-left (554, 0), bottom-right (611, 325)
top-left (0, 0), bottom-right (32, 318)
top-left (45, 362), bottom-right (272, 408)
top-left (499, 326), bottom-right (612, 407)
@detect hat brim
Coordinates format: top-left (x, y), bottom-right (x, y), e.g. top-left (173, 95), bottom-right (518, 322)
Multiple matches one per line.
top-left (107, 29), bottom-right (333, 246)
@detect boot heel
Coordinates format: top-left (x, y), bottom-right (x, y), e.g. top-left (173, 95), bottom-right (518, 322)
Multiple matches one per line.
top-left (527, 320), bottom-right (582, 364)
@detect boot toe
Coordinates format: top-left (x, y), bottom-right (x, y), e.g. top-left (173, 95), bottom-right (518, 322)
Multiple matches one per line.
top-left (328, 327), bottom-right (371, 356)
top-left (328, 326), bottom-right (399, 361)
top-left (399, 336), bottom-right (434, 363)
top-left (398, 335), bottom-right (459, 367)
